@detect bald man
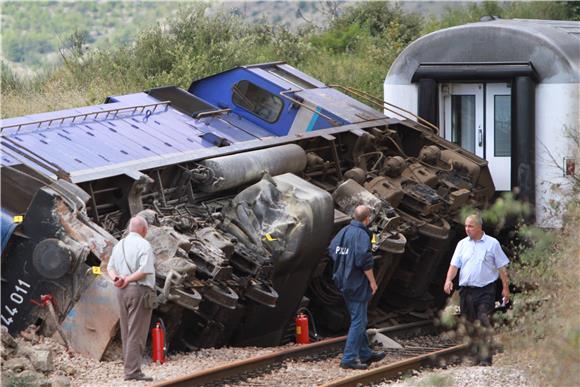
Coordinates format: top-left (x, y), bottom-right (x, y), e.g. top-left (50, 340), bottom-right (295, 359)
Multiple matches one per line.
top-left (329, 205), bottom-right (384, 370)
top-left (444, 214), bottom-right (510, 366)
top-left (108, 216), bottom-right (156, 381)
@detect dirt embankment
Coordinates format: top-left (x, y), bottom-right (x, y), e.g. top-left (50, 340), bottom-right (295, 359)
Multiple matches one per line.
top-left (388, 206), bottom-right (580, 386)
top-left (502, 207), bottom-right (580, 386)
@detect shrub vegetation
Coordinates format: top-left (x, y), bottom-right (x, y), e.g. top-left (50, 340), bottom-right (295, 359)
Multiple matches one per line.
top-left (1, 1), bottom-right (577, 118)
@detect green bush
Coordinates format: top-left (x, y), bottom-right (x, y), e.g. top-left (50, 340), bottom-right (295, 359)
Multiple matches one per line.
top-left (2, 0), bottom-right (577, 119)
top-left (516, 225), bottom-right (557, 269)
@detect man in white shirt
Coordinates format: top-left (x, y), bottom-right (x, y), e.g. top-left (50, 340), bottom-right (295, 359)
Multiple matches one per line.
top-left (443, 213), bottom-right (510, 366)
top-left (108, 216), bottom-right (156, 381)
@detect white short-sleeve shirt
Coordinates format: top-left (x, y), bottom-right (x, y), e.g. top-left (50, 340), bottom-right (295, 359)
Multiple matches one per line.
top-left (107, 232), bottom-right (156, 289)
top-left (450, 233), bottom-right (509, 287)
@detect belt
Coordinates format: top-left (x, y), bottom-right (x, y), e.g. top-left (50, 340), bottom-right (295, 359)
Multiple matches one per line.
top-left (461, 282), bottom-right (494, 290)
top-left (126, 282), bottom-right (151, 289)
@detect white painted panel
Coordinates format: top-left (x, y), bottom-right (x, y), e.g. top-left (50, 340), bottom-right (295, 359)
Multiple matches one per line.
top-left (288, 104), bottom-right (315, 135)
top-left (535, 83), bottom-right (580, 228)
top-left (383, 84), bottom-right (418, 121)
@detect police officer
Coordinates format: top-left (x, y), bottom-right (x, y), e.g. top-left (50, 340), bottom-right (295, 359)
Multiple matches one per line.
top-left (444, 213), bottom-right (510, 366)
top-left (329, 205), bottom-right (385, 370)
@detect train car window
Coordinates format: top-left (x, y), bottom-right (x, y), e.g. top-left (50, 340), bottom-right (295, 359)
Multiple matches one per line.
top-left (451, 95), bottom-right (476, 153)
top-left (494, 95), bottom-right (511, 157)
top-left (232, 81), bottom-right (284, 123)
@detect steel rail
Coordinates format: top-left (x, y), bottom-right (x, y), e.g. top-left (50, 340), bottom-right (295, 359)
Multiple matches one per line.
top-left (152, 337), bottom-right (345, 387)
top-left (151, 321), bottom-right (435, 387)
top-left (321, 343), bottom-right (469, 387)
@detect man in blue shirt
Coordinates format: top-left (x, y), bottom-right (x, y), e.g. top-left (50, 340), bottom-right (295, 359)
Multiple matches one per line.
top-left (443, 213), bottom-right (510, 366)
top-left (329, 205), bottom-right (385, 370)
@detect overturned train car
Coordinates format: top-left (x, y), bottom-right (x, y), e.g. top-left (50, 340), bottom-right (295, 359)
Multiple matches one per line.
top-left (0, 62), bottom-right (494, 359)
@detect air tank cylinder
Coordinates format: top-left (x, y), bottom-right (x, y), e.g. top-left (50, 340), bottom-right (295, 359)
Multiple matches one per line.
top-left (332, 179), bottom-right (383, 222)
top-left (197, 144), bottom-right (307, 193)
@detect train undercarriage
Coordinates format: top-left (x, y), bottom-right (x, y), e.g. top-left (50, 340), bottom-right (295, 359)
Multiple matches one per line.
top-left (1, 63), bottom-right (494, 359)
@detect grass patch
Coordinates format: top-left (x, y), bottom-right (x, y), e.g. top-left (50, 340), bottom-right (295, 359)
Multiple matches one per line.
top-left (2, 1), bottom-right (577, 119)
top-left (497, 206), bottom-right (580, 385)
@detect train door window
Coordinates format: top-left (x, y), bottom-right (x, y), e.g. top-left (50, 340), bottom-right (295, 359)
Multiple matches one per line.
top-left (232, 80), bottom-right (284, 123)
top-left (493, 95), bottom-right (511, 156)
top-left (485, 83), bottom-right (511, 191)
top-left (451, 95), bottom-right (476, 152)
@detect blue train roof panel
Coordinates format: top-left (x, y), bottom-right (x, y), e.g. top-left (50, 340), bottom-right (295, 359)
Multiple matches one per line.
top-left (190, 62), bottom-right (326, 93)
top-left (295, 88), bottom-right (385, 123)
top-left (253, 63), bottom-right (326, 89)
top-left (1, 66), bottom-right (396, 184)
top-left (244, 64), bottom-right (385, 123)
top-left (0, 89), bottom-right (278, 183)
top-left (189, 62), bottom-right (388, 136)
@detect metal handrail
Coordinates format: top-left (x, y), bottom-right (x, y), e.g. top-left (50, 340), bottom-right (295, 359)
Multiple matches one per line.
top-left (0, 101), bottom-right (171, 134)
top-left (194, 108), bottom-right (231, 118)
top-left (329, 84), bottom-right (440, 134)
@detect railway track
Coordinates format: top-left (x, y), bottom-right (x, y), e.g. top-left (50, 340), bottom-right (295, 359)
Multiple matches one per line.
top-left (322, 343), bottom-right (469, 387)
top-left (151, 321), bottom-right (468, 387)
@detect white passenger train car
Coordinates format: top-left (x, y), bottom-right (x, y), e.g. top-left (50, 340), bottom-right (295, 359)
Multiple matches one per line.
top-left (384, 18), bottom-right (579, 227)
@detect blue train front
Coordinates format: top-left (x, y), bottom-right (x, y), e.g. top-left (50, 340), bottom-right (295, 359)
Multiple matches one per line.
top-left (0, 62), bottom-right (494, 359)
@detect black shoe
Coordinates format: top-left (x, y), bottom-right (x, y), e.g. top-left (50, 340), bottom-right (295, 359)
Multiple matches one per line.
top-left (362, 351), bottom-right (386, 365)
top-left (340, 361), bottom-right (368, 370)
top-left (124, 374), bottom-right (154, 381)
top-left (478, 359), bottom-right (492, 367)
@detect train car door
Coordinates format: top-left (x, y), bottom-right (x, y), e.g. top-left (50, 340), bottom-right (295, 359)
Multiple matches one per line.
top-left (441, 84), bottom-right (484, 158)
top-left (485, 83), bottom-right (511, 191)
top-left (440, 83), bottom-right (512, 191)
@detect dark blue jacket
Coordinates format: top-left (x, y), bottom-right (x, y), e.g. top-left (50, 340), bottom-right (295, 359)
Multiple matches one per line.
top-left (329, 220), bottom-right (374, 302)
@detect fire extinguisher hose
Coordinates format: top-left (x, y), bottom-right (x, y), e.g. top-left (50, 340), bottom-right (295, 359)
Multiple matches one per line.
top-left (296, 307), bottom-right (318, 341)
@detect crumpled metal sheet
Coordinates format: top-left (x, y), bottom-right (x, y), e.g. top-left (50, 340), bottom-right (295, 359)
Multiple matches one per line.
top-left (221, 173), bottom-right (334, 346)
top-left (55, 199), bottom-right (120, 360)
top-left (58, 275), bottom-right (119, 360)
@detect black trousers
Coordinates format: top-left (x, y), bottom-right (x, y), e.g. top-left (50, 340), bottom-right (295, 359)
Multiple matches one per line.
top-left (459, 282), bottom-right (495, 363)
top-left (459, 282), bottom-right (495, 327)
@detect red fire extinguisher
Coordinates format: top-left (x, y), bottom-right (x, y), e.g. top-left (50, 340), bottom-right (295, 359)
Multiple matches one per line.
top-left (295, 313), bottom-right (309, 344)
top-left (151, 321), bottom-right (166, 364)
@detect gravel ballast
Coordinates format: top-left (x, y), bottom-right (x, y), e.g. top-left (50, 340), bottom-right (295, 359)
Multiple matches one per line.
top-left (2, 329), bottom-right (537, 387)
